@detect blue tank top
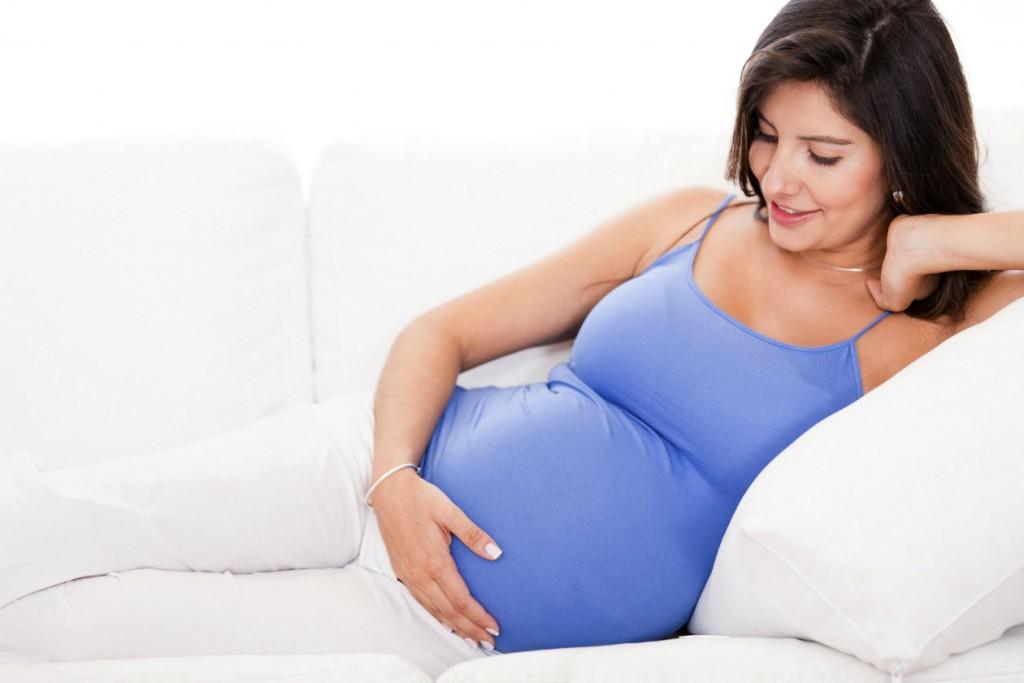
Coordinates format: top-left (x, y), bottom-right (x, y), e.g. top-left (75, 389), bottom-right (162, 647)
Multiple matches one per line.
top-left (418, 192), bottom-right (891, 654)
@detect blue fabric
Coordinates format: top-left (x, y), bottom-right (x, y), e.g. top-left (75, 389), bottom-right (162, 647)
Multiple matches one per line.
top-left (418, 192), bottom-right (891, 653)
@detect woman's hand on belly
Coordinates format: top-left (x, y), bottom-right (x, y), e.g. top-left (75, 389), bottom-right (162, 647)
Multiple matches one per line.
top-left (373, 474), bottom-right (503, 649)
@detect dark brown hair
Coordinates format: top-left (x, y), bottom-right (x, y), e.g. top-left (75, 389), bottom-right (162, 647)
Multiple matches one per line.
top-left (726, 0), bottom-right (997, 324)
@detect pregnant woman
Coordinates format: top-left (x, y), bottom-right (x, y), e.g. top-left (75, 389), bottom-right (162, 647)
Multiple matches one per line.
top-left (4, 0), bottom-right (1024, 679)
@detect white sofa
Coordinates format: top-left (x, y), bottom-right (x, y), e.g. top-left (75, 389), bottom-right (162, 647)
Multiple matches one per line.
top-left (1, 114), bottom-right (1022, 682)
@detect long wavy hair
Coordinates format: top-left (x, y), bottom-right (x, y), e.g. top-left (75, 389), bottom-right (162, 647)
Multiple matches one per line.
top-left (725, 0), bottom-right (996, 324)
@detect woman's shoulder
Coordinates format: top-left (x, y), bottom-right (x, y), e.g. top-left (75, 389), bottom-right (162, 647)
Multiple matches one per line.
top-left (889, 269), bottom-right (1024, 346)
top-left (859, 274), bottom-right (1024, 394)
top-left (951, 269), bottom-right (1024, 335)
top-left (633, 186), bottom-right (744, 275)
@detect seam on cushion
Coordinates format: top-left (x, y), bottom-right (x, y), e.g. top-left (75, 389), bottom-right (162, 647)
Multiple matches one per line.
top-left (447, 676), bottom-right (566, 683)
top-left (190, 661), bottom-right (426, 683)
top-left (302, 201), bottom-right (319, 403)
top-left (914, 559), bottom-right (1024, 658)
top-left (913, 670), bottom-right (1024, 682)
top-left (748, 533), bottom-right (884, 665)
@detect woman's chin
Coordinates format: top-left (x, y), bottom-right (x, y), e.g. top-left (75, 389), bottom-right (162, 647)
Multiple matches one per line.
top-left (766, 224), bottom-right (806, 252)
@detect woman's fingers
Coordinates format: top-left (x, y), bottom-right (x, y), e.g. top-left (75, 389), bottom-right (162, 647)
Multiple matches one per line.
top-left (418, 576), bottom-right (495, 650)
top-left (444, 503), bottom-right (503, 563)
top-left (401, 565), bottom-right (491, 647)
top-left (433, 554), bottom-right (500, 640)
top-left (432, 495), bottom-right (502, 640)
top-left (373, 477), bottom-right (499, 649)
top-left (403, 581), bottom-right (444, 627)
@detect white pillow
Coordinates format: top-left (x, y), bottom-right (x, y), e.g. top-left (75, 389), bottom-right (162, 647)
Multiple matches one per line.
top-left (688, 296), bottom-right (1024, 682)
top-left (307, 126), bottom-right (734, 397)
top-left (0, 131), bottom-right (312, 470)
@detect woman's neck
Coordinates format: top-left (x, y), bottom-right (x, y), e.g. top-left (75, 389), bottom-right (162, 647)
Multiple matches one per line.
top-left (760, 207), bottom-right (891, 287)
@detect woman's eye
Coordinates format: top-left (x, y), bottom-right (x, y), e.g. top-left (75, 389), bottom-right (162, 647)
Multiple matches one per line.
top-left (809, 151), bottom-right (841, 167)
top-left (753, 128), bottom-right (841, 167)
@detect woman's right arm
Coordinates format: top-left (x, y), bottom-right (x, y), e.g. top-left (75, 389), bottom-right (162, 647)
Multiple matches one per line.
top-left (368, 316), bottom-right (504, 649)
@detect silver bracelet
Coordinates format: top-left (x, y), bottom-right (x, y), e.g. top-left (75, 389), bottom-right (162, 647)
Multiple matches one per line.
top-left (365, 462), bottom-right (421, 508)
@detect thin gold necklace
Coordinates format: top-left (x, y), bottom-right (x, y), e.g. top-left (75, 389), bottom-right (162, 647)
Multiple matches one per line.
top-left (797, 253), bottom-right (883, 273)
top-left (754, 203), bottom-right (884, 273)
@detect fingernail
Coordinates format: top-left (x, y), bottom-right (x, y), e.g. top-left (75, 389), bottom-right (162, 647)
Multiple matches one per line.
top-left (480, 639), bottom-right (494, 651)
top-left (463, 637), bottom-right (476, 648)
top-left (484, 542), bottom-right (502, 559)
top-left (485, 627), bottom-right (499, 637)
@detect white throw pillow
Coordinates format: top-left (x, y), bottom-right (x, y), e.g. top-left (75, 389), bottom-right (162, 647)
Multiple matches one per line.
top-left (0, 131), bottom-right (312, 470)
top-left (688, 296), bottom-right (1024, 682)
top-left (307, 126), bottom-right (734, 397)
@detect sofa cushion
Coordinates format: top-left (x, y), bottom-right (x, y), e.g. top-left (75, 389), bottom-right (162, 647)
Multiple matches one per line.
top-left (976, 107), bottom-right (1024, 212)
top-left (438, 623), bottom-right (1024, 683)
top-left (0, 566), bottom-right (477, 682)
top-left (307, 124), bottom-right (734, 397)
top-left (687, 297), bottom-right (1024, 679)
top-left (0, 131), bottom-right (312, 469)
top-left (0, 653), bottom-right (431, 682)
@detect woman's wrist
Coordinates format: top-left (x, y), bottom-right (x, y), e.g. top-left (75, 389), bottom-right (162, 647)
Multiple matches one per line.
top-left (367, 464), bottom-right (421, 508)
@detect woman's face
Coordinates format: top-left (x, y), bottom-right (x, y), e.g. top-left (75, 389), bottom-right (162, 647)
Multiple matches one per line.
top-left (748, 79), bottom-right (891, 256)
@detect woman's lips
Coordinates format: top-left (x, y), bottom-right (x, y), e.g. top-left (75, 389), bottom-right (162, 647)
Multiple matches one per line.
top-left (770, 200), bottom-right (819, 226)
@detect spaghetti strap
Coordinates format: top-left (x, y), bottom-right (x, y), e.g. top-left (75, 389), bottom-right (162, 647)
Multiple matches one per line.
top-left (696, 192), bottom-right (737, 241)
top-left (638, 191), bottom-right (737, 276)
top-left (849, 310), bottom-right (892, 342)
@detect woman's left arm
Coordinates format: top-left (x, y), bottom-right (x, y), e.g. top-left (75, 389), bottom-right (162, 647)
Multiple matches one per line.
top-left (867, 210), bottom-right (1024, 313)
top-left (911, 210), bottom-right (1024, 273)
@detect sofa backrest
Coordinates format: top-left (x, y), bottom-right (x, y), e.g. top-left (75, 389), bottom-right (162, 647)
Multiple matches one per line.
top-left (307, 109), bottom-right (1024, 400)
top-left (307, 123), bottom-right (737, 399)
top-left (1, 110), bottom-right (1019, 467)
top-left (0, 132), bottom-right (312, 469)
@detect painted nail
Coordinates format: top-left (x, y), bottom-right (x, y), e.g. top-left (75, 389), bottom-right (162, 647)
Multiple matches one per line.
top-left (464, 637), bottom-right (476, 648)
top-left (480, 639), bottom-right (494, 651)
top-left (485, 627), bottom-right (500, 637)
top-left (484, 542), bottom-right (502, 559)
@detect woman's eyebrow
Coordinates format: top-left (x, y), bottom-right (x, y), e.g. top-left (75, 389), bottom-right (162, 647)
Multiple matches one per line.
top-left (757, 112), bottom-right (853, 145)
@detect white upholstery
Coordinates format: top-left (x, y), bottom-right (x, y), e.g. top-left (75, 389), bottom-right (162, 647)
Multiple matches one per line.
top-left (0, 566), bottom-right (477, 682)
top-left (0, 654), bottom-right (430, 682)
top-left (0, 132), bottom-right (313, 470)
top-left (976, 108), bottom-right (1024, 211)
top-left (2, 113), bottom-right (1023, 680)
top-left (689, 297), bottom-right (1024, 678)
top-left (439, 623), bottom-right (1024, 683)
top-left (307, 123), bottom-right (734, 398)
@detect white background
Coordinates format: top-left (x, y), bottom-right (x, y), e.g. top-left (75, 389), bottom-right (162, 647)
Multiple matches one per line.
top-left (1, 0), bottom-right (1018, 197)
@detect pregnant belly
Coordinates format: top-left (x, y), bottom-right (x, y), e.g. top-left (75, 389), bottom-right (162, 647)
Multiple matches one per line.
top-left (420, 369), bottom-right (722, 653)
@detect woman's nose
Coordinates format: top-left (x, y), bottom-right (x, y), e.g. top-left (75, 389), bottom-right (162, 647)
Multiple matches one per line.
top-left (759, 151), bottom-right (802, 197)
